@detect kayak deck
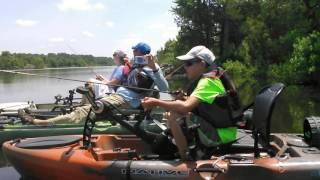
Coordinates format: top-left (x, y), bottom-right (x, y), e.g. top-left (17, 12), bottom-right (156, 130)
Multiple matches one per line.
top-left (3, 133), bottom-right (320, 180)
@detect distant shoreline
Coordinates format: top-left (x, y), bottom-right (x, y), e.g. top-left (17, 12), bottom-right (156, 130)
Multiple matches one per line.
top-left (0, 66), bottom-right (114, 72)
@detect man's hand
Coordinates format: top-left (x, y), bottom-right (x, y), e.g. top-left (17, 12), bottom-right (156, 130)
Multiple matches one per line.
top-left (96, 74), bottom-right (109, 85)
top-left (141, 97), bottom-right (159, 110)
top-left (172, 89), bottom-right (188, 101)
top-left (145, 54), bottom-right (157, 70)
top-left (96, 74), bottom-right (106, 81)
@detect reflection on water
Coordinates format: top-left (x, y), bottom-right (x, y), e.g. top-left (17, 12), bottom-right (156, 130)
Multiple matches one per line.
top-left (272, 85), bottom-right (320, 133)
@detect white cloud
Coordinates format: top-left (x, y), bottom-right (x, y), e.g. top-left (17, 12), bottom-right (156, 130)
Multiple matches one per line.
top-left (15, 19), bottom-right (38, 27)
top-left (161, 26), bottom-right (179, 39)
top-left (82, 31), bottom-right (95, 38)
top-left (147, 23), bottom-right (165, 30)
top-left (115, 36), bottom-right (140, 58)
top-left (105, 21), bottom-right (114, 28)
top-left (147, 22), bottom-right (178, 39)
top-left (48, 37), bottom-right (65, 43)
top-left (57, 0), bottom-right (105, 11)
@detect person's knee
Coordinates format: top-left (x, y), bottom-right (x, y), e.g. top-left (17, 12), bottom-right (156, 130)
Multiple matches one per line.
top-left (168, 111), bottom-right (185, 120)
top-left (87, 78), bottom-right (96, 84)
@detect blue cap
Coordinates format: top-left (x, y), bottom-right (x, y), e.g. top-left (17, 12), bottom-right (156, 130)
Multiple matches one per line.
top-left (132, 42), bottom-right (151, 55)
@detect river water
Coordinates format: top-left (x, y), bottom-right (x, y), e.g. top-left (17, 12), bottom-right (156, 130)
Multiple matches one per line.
top-left (0, 66), bottom-right (114, 103)
top-left (0, 66), bottom-right (319, 178)
top-left (1, 66), bottom-right (320, 132)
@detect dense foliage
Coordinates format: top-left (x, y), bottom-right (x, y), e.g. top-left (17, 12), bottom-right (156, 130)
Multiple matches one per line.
top-left (269, 31), bottom-right (320, 85)
top-left (2, 0), bottom-right (319, 86)
top-left (0, 51), bottom-right (114, 69)
top-left (156, 0), bottom-right (320, 86)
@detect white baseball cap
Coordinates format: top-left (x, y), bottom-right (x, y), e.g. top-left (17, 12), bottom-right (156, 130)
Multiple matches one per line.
top-left (176, 45), bottom-right (216, 65)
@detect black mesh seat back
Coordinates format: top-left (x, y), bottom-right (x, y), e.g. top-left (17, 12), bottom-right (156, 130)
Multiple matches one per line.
top-left (251, 83), bottom-right (285, 143)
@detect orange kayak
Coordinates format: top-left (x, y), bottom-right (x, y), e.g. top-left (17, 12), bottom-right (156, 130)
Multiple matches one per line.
top-left (3, 83), bottom-right (320, 179)
top-left (3, 132), bottom-right (320, 180)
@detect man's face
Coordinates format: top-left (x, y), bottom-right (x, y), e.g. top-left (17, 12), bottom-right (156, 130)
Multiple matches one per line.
top-left (133, 49), bottom-right (143, 56)
top-left (112, 55), bottom-right (121, 65)
top-left (183, 59), bottom-right (206, 80)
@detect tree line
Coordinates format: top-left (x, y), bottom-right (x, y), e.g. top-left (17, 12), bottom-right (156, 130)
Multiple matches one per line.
top-left (1, 0), bottom-right (319, 86)
top-left (0, 51), bottom-right (114, 69)
top-left (156, 0), bottom-right (320, 86)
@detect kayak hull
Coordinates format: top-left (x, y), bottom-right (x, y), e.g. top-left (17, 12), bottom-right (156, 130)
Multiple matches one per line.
top-left (3, 133), bottom-right (320, 180)
top-left (0, 101), bottom-right (164, 145)
top-left (3, 135), bottom-right (212, 180)
top-left (0, 122), bottom-right (162, 145)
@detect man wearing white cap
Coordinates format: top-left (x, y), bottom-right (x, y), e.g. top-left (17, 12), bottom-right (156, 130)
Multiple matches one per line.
top-left (142, 45), bottom-right (238, 160)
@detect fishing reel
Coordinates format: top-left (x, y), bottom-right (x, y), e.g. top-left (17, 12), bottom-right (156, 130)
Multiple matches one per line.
top-left (76, 85), bottom-right (104, 114)
top-left (65, 89), bottom-right (75, 105)
top-left (77, 85), bottom-right (110, 149)
top-left (76, 85), bottom-right (119, 127)
top-left (54, 94), bottom-right (63, 105)
top-left (54, 89), bottom-right (76, 106)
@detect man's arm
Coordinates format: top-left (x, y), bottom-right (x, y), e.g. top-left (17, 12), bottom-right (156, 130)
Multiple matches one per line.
top-left (105, 78), bottom-right (121, 85)
top-left (151, 65), bottom-right (169, 91)
top-left (142, 96), bottom-right (200, 114)
top-left (144, 55), bottom-right (169, 91)
top-left (99, 66), bottom-right (124, 85)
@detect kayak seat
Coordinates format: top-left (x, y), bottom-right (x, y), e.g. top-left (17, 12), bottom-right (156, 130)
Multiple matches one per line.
top-left (228, 83), bottom-right (285, 154)
top-left (251, 83), bottom-right (285, 157)
top-left (229, 83), bottom-right (285, 155)
top-left (15, 135), bottom-right (81, 149)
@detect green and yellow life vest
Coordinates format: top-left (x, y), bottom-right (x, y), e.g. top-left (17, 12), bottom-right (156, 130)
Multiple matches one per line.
top-left (188, 68), bottom-right (240, 144)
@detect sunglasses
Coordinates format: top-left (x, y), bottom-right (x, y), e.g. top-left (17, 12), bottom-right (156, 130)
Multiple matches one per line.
top-left (184, 59), bottom-right (201, 67)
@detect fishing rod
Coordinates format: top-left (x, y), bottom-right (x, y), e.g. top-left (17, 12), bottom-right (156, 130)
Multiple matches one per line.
top-left (0, 69), bottom-right (177, 95)
top-left (164, 64), bottom-right (185, 79)
top-left (89, 67), bottom-right (99, 76)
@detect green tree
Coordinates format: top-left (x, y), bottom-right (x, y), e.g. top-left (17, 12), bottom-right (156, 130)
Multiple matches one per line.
top-left (173, 0), bottom-right (223, 54)
top-left (270, 31), bottom-right (320, 85)
top-left (0, 52), bottom-right (112, 70)
top-left (168, 0), bottom-right (319, 85)
top-left (156, 39), bottom-right (178, 65)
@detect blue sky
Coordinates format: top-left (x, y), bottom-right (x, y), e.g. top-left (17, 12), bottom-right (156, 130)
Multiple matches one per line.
top-left (0, 0), bottom-right (179, 57)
